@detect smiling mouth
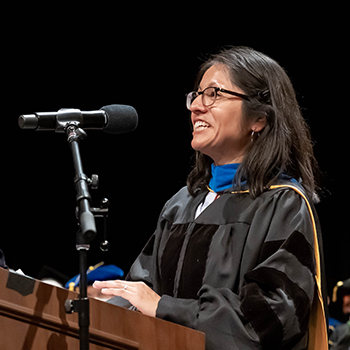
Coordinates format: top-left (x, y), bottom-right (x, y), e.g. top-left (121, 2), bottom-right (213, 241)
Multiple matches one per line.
top-left (194, 121), bottom-right (210, 131)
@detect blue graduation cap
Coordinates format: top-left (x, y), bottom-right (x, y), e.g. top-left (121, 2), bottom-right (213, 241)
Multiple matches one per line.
top-left (65, 262), bottom-right (124, 291)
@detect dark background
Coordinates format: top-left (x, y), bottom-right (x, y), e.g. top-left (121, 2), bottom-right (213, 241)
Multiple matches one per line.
top-left (2, 7), bottom-right (348, 295)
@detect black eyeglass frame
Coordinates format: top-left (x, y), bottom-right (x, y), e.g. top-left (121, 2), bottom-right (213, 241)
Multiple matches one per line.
top-left (186, 86), bottom-right (250, 110)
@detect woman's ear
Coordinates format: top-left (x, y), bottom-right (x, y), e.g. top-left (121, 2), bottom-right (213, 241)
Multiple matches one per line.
top-left (251, 115), bottom-right (267, 133)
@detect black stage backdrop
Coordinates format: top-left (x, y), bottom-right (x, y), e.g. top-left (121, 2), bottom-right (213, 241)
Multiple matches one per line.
top-left (2, 8), bottom-right (348, 296)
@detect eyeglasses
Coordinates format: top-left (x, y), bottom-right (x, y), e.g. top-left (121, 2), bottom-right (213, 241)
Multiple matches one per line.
top-left (186, 86), bottom-right (250, 110)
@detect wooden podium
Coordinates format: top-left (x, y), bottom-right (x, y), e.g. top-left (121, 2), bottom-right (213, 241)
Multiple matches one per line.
top-left (0, 268), bottom-right (205, 349)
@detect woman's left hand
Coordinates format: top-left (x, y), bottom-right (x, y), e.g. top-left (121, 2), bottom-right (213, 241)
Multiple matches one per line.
top-left (92, 280), bottom-right (161, 317)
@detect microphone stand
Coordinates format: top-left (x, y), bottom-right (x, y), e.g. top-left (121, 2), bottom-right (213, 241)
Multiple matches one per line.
top-left (63, 123), bottom-right (108, 350)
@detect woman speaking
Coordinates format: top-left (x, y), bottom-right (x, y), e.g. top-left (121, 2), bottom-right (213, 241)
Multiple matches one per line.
top-left (93, 47), bottom-right (328, 350)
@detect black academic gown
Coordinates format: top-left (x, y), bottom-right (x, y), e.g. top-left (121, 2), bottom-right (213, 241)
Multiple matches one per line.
top-left (109, 180), bottom-right (327, 350)
top-left (329, 321), bottom-right (350, 350)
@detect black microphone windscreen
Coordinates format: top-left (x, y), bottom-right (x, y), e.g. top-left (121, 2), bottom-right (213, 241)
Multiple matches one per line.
top-left (101, 105), bottom-right (138, 135)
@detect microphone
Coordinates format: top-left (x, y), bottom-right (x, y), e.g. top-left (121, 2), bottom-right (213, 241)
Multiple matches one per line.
top-left (18, 104), bottom-right (138, 135)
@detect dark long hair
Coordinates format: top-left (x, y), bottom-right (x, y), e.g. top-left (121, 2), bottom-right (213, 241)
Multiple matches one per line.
top-left (187, 46), bottom-right (320, 202)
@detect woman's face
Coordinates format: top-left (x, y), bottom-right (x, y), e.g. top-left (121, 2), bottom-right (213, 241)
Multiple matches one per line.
top-left (190, 64), bottom-right (254, 165)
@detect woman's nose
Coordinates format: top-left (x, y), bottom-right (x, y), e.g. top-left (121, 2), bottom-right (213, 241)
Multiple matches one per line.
top-left (189, 95), bottom-right (207, 113)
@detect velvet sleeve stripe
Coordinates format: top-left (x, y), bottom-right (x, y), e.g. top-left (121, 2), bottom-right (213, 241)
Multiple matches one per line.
top-left (259, 230), bottom-right (315, 275)
top-left (244, 266), bottom-right (311, 334)
top-left (240, 282), bottom-right (283, 350)
top-left (240, 227), bottom-right (317, 346)
top-left (249, 246), bottom-right (315, 302)
top-left (281, 230), bottom-right (315, 273)
top-left (258, 239), bottom-right (284, 263)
